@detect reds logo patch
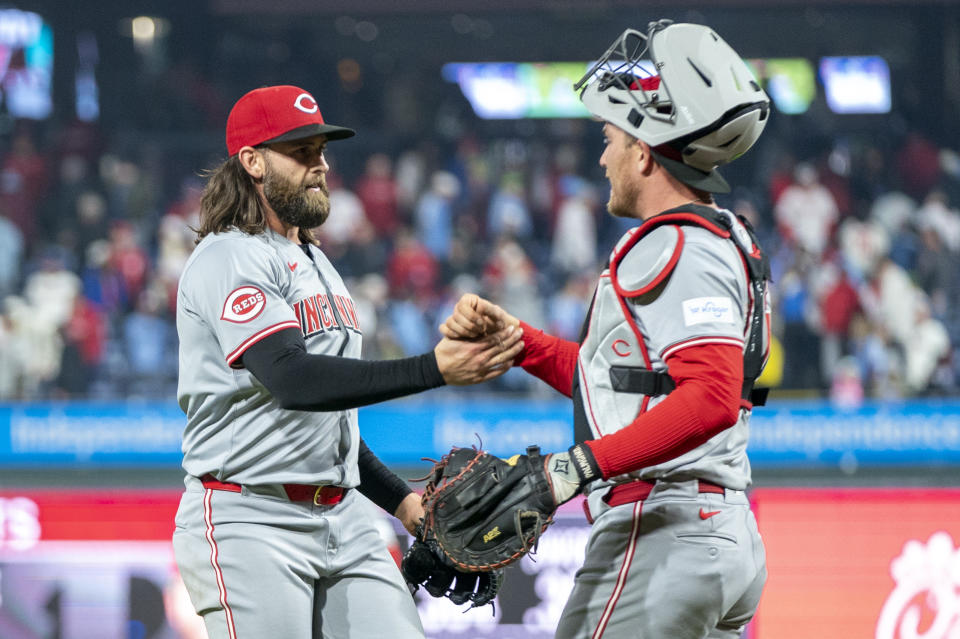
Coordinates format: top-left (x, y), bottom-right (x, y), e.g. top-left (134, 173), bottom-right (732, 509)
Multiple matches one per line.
top-left (221, 286), bottom-right (267, 323)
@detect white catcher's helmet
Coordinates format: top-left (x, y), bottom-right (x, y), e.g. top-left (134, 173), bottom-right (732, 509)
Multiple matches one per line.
top-left (575, 20), bottom-right (770, 193)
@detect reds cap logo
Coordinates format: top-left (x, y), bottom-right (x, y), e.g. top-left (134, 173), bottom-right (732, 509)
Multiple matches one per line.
top-left (294, 93), bottom-right (318, 114)
top-left (221, 286), bottom-right (267, 323)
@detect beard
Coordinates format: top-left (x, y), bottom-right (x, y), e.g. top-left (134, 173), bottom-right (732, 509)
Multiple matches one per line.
top-left (262, 162), bottom-right (331, 229)
top-left (605, 168), bottom-right (641, 219)
top-left (606, 186), bottom-right (634, 218)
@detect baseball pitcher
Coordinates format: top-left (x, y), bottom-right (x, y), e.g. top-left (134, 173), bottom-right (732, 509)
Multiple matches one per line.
top-left (172, 85), bottom-right (519, 639)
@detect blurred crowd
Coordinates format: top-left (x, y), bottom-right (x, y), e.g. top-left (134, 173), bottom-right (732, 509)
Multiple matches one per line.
top-left (1, 116), bottom-right (959, 405)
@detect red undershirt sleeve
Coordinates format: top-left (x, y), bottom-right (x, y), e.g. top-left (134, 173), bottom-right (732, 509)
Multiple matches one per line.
top-left (584, 342), bottom-right (744, 478)
top-left (513, 321), bottom-right (579, 397)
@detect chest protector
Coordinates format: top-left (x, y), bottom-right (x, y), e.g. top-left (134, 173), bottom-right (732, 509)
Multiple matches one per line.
top-left (572, 205), bottom-right (771, 444)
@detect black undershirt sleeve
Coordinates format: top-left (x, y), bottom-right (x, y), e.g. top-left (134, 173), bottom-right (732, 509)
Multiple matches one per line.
top-left (241, 327), bottom-right (446, 411)
top-left (242, 329), bottom-right (432, 513)
top-left (357, 438), bottom-right (414, 515)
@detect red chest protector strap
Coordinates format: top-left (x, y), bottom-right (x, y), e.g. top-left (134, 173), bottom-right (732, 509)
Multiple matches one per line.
top-left (607, 204), bottom-right (771, 406)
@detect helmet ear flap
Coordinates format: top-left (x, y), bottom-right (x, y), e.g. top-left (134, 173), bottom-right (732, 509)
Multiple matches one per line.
top-left (677, 102), bottom-right (770, 172)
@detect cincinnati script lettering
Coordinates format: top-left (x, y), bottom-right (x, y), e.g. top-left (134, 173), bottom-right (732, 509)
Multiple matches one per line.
top-left (292, 293), bottom-right (362, 338)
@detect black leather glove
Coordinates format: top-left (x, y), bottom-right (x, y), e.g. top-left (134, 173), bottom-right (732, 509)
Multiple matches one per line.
top-left (401, 533), bottom-right (503, 608)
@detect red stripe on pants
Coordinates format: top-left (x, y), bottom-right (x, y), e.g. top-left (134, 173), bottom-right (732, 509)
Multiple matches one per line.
top-left (592, 500), bottom-right (643, 638)
top-left (204, 488), bottom-right (238, 639)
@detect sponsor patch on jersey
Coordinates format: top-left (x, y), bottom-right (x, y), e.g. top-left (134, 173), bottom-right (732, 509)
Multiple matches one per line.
top-left (221, 286), bottom-right (267, 323)
top-left (682, 296), bottom-right (735, 326)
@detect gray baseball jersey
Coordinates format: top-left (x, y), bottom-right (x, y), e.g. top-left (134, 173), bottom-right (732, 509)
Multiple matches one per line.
top-left (577, 208), bottom-right (768, 492)
top-left (176, 227), bottom-right (363, 486)
top-left (173, 227), bottom-right (424, 639)
top-left (560, 208), bottom-right (768, 639)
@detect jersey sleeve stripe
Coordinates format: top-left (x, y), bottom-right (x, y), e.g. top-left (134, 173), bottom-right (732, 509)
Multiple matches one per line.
top-left (661, 335), bottom-right (744, 361)
top-left (224, 321), bottom-right (301, 368)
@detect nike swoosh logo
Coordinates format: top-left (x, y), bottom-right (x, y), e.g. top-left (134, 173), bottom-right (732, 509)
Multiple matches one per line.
top-left (288, 262), bottom-right (298, 272)
top-left (699, 508), bottom-right (721, 520)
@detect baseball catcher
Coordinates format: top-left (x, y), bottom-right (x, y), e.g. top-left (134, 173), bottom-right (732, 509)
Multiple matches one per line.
top-left (433, 19), bottom-right (771, 638)
top-left (401, 442), bottom-right (599, 606)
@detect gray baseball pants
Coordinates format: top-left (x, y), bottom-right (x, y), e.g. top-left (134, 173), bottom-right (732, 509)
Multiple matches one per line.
top-left (173, 475), bottom-right (424, 639)
top-left (556, 480), bottom-right (767, 639)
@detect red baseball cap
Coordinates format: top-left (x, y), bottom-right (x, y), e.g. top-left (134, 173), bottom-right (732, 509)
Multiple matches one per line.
top-left (225, 85), bottom-right (355, 156)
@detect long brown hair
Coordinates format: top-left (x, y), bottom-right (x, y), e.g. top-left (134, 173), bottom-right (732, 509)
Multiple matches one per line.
top-left (193, 155), bottom-right (316, 245)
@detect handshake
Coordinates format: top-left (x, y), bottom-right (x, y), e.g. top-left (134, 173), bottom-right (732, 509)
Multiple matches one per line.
top-left (432, 294), bottom-right (525, 386)
top-left (405, 294), bottom-right (603, 609)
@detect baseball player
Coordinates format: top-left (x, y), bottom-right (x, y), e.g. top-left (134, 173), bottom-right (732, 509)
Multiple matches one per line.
top-left (442, 21), bottom-right (771, 638)
top-left (172, 84), bottom-right (523, 639)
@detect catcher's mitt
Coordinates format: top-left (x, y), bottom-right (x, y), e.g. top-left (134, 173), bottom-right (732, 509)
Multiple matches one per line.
top-left (400, 530), bottom-right (503, 608)
top-left (416, 445), bottom-right (557, 572)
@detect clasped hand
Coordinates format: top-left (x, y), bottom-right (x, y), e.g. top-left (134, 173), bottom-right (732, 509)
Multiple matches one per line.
top-left (433, 294), bottom-right (523, 385)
